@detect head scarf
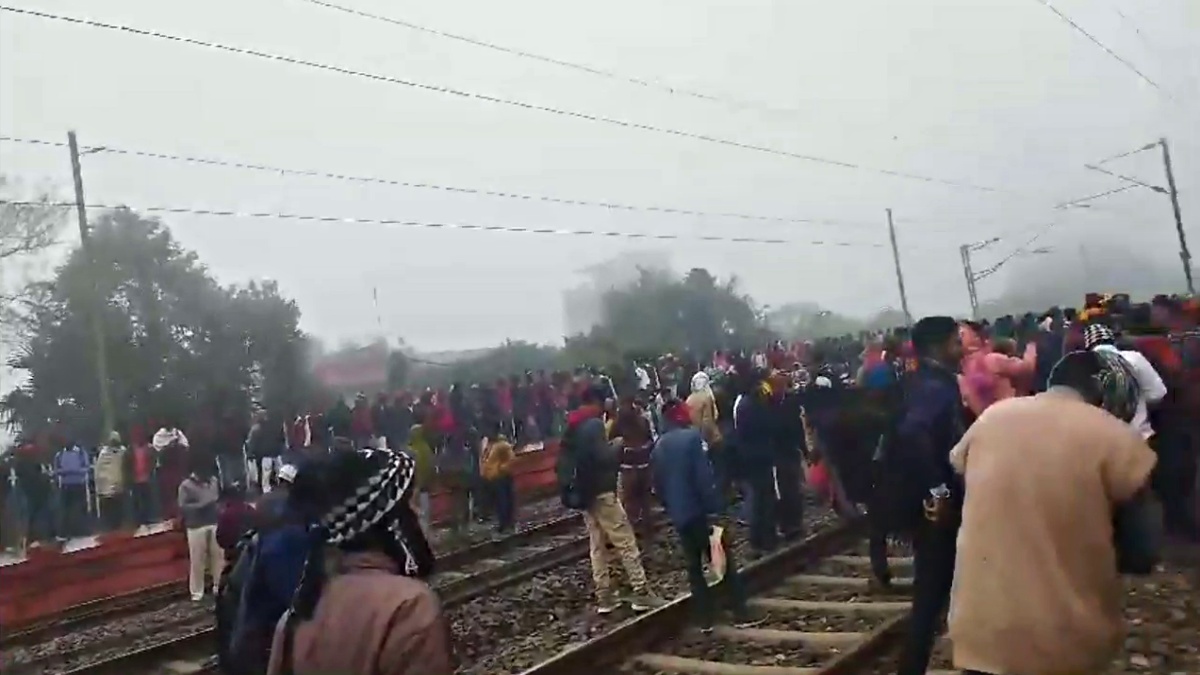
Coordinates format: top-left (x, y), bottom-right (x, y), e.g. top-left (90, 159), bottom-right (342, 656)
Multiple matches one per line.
top-left (315, 448), bottom-right (430, 575)
top-left (1050, 350), bottom-right (1140, 423)
top-left (279, 448), bottom-right (435, 675)
top-left (691, 371), bottom-right (712, 396)
top-left (1083, 322), bottom-right (1116, 350)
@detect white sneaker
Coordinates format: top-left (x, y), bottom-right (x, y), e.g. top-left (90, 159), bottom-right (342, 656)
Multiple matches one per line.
top-left (191, 593), bottom-right (204, 601)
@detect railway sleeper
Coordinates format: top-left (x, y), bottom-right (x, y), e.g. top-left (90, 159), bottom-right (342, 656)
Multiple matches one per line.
top-left (621, 542), bottom-right (924, 675)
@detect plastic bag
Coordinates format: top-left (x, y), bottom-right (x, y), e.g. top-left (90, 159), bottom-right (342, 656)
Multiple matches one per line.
top-left (806, 460), bottom-right (832, 503)
top-left (708, 525), bottom-right (727, 583)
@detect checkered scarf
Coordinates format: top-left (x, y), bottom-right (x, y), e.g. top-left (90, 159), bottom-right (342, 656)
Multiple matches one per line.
top-left (1083, 322), bottom-right (1116, 350)
top-left (317, 448), bottom-right (430, 577)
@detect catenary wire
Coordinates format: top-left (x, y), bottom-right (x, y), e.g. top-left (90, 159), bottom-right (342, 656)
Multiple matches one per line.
top-left (1029, 0), bottom-right (1169, 96)
top-left (0, 5), bottom-right (1000, 193)
top-left (0, 199), bottom-right (888, 247)
top-left (1053, 184), bottom-right (1137, 209)
top-left (0, 134), bottom-right (891, 230)
top-left (296, 0), bottom-right (807, 120)
top-left (1093, 141), bottom-right (1159, 165)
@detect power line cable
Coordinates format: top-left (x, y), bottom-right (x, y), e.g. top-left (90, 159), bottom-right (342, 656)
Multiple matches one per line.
top-left (1094, 141), bottom-right (1159, 165)
top-left (0, 134), bottom-right (888, 230)
top-left (973, 220), bottom-right (1060, 280)
top-left (1029, 0), bottom-right (1169, 96)
top-left (0, 5), bottom-right (999, 193)
top-left (296, 0), bottom-right (803, 120)
top-left (1, 199), bottom-right (887, 246)
top-left (1053, 184), bottom-right (1137, 209)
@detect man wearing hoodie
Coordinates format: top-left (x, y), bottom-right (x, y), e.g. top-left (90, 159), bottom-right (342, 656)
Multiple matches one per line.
top-left (567, 386), bottom-right (661, 614)
top-left (653, 400), bottom-right (761, 631)
top-left (54, 442), bottom-right (92, 538)
top-left (178, 462), bottom-right (223, 601)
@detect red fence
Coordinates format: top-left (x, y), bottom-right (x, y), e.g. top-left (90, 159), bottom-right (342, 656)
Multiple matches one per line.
top-left (0, 441), bottom-right (561, 629)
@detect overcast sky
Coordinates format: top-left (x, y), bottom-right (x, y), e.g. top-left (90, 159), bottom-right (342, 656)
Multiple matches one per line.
top-left (1, 0), bottom-right (1197, 352)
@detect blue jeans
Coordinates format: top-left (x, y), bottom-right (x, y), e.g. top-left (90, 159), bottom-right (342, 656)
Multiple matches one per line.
top-left (489, 476), bottom-right (515, 532)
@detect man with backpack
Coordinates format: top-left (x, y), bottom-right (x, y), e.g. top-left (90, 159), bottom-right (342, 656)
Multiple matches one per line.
top-left (557, 385), bottom-right (661, 614)
top-left (216, 468), bottom-right (308, 675)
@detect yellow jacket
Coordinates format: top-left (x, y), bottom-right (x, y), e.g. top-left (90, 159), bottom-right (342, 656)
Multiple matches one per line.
top-left (480, 439), bottom-right (515, 481)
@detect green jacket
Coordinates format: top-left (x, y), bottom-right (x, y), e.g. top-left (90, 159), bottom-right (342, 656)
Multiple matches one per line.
top-left (407, 424), bottom-right (435, 492)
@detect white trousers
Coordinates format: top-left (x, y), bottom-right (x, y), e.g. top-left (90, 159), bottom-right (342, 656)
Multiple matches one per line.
top-left (185, 524), bottom-right (224, 598)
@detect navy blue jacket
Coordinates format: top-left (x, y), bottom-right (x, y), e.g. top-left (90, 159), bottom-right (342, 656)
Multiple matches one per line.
top-left (651, 426), bottom-right (723, 531)
top-left (896, 361), bottom-right (967, 494)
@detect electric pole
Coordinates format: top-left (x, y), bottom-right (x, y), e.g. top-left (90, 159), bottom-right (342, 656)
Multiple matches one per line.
top-left (959, 244), bottom-right (980, 319)
top-left (68, 131), bottom-right (115, 442)
top-left (1159, 138), bottom-right (1194, 294)
top-left (886, 208), bottom-right (912, 327)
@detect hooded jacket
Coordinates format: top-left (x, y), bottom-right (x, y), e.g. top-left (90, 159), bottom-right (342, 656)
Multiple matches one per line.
top-left (406, 425), bottom-right (435, 492)
top-left (567, 405), bottom-right (619, 501)
top-left (685, 372), bottom-right (722, 446)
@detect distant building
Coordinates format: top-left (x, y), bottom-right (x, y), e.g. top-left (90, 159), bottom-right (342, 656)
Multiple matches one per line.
top-left (312, 341), bottom-right (389, 396)
top-left (562, 251), bottom-right (671, 336)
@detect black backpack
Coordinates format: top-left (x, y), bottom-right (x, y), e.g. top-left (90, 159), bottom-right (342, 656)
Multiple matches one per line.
top-left (216, 534), bottom-right (273, 675)
top-left (556, 423), bottom-right (586, 510)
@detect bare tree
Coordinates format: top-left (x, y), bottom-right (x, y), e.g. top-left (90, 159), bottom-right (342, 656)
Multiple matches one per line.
top-left (0, 176), bottom-right (63, 262)
top-left (1, 175), bottom-right (66, 344)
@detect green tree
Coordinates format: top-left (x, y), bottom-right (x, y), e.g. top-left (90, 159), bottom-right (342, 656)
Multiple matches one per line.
top-left (1, 208), bottom-right (311, 440)
top-left (597, 267), bottom-right (770, 358)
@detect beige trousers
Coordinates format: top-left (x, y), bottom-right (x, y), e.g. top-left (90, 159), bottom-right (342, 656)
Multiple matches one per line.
top-left (185, 524), bottom-right (224, 598)
top-left (583, 491), bottom-right (648, 601)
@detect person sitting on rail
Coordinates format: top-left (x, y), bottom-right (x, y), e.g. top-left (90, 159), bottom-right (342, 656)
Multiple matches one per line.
top-left (652, 399), bottom-right (762, 632)
top-left (266, 448), bottom-right (454, 675)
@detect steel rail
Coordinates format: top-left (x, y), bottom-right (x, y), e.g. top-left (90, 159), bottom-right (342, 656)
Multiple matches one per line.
top-left (518, 518), bottom-right (876, 675)
top-left (1, 510), bottom-right (581, 649)
top-left (44, 513), bottom-right (611, 675)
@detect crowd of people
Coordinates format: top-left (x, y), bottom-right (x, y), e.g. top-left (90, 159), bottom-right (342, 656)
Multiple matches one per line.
top-left (2, 291), bottom-right (1196, 675)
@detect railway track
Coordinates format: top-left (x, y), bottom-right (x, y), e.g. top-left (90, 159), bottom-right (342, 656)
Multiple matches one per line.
top-left (3, 511), bottom-right (596, 675)
top-left (1, 510), bottom-right (583, 650)
top-left (518, 519), bottom-right (940, 675)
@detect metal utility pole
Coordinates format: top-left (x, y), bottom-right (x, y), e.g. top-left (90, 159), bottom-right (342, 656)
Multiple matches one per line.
top-left (959, 244), bottom-right (980, 319)
top-left (885, 208), bottom-right (912, 326)
top-left (1159, 138), bottom-right (1194, 294)
top-left (68, 131), bottom-right (115, 441)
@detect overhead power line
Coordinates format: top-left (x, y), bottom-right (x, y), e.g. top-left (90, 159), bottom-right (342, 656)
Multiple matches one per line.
top-left (1053, 184), bottom-right (1137, 209)
top-left (297, 0), bottom-right (797, 119)
top-left (1029, 0), bottom-right (1168, 96)
top-left (1094, 141), bottom-right (1159, 165)
top-left (973, 220), bottom-right (1059, 280)
top-left (0, 5), bottom-right (999, 193)
top-left (0, 134), bottom-right (884, 229)
top-left (1, 199), bottom-right (887, 247)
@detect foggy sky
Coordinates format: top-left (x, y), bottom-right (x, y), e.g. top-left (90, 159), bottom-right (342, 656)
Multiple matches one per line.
top-left (1, 0), bottom-right (1198, 352)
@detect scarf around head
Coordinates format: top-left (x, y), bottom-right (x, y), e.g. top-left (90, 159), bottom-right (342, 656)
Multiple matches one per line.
top-left (318, 448), bottom-right (433, 577)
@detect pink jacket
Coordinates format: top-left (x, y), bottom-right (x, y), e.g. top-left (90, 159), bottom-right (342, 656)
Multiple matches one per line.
top-left (958, 326), bottom-right (1037, 416)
